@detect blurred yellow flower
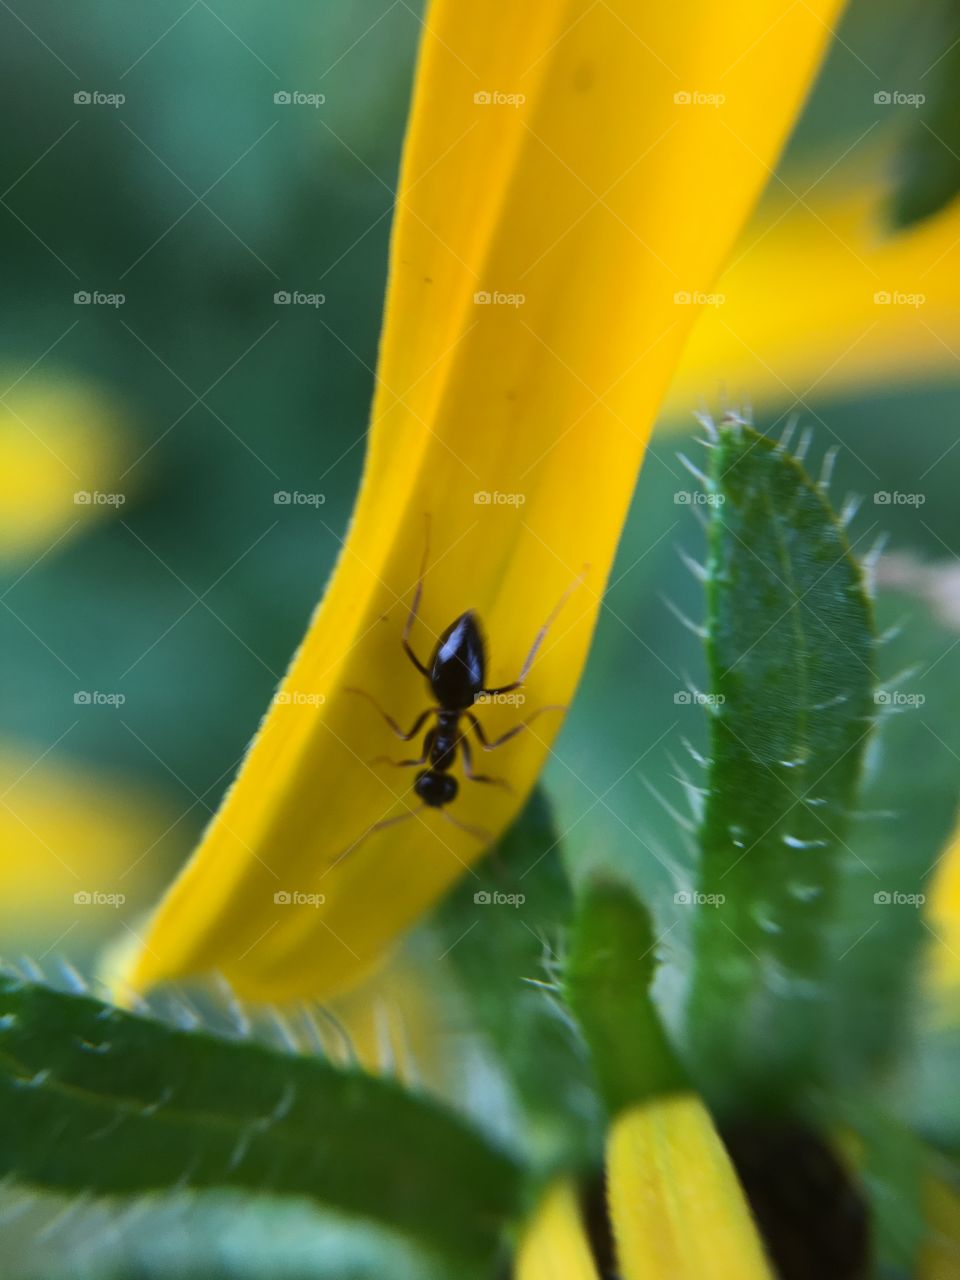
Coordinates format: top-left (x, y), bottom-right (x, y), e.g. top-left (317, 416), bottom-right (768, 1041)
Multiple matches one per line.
top-left (0, 377), bottom-right (132, 564)
top-left (131, 0), bottom-right (845, 1002)
top-left (0, 743), bottom-right (173, 950)
top-left (665, 159), bottom-right (960, 417)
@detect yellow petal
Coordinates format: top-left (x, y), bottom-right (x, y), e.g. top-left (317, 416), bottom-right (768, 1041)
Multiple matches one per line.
top-left (515, 1181), bottom-right (599, 1280)
top-left (924, 814), bottom-right (960, 995)
top-left (131, 0), bottom-right (844, 1002)
top-left (0, 377), bottom-right (132, 564)
top-left (920, 1173), bottom-right (960, 1280)
top-left (0, 743), bottom-right (174, 946)
top-left (665, 159), bottom-right (960, 416)
top-left (608, 1095), bottom-right (773, 1280)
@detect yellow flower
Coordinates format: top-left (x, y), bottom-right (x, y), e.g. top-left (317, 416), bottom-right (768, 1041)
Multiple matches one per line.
top-left (516, 1097), bottom-right (772, 1279)
top-left (665, 157), bottom-right (960, 417)
top-left (0, 742), bottom-right (173, 948)
top-left (0, 377), bottom-right (132, 564)
top-left (130, 0), bottom-right (845, 1002)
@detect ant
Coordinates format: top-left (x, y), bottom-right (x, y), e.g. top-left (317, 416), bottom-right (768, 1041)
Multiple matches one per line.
top-left (342, 524), bottom-right (578, 854)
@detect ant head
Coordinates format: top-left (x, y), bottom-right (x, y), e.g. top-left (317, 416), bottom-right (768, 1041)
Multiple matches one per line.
top-left (429, 611), bottom-right (486, 708)
top-left (414, 770), bottom-right (458, 808)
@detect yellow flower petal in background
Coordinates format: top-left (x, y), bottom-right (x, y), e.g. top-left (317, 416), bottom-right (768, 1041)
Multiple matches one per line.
top-left (0, 743), bottom-right (173, 949)
top-left (607, 1094), bottom-right (773, 1280)
top-left (515, 1181), bottom-right (599, 1280)
top-left (0, 376), bottom-right (132, 564)
top-left (925, 814), bottom-right (960, 994)
top-left (664, 160), bottom-right (960, 418)
top-left (131, 0), bottom-right (845, 1002)
top-left (920, 1173), bottom-right (960, 1280)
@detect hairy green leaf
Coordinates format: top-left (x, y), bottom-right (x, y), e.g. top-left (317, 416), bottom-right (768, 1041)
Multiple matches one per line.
top-left (434, 789), bottom-right (603, 1172)
top-left (0, 974), bottom-right (522, 1271)
top-left (565, 881), bottom-right (685, 1113)
top-left (686, 421), bottom-right (875, 1109)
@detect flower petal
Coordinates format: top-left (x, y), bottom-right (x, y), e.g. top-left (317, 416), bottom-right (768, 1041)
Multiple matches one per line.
top-left (608, 1095), bottom-right (773, 1280)
top-left (515, 1180), bottom-right (599, 1280)
top-left (666, 161), bottom-right (960, 415)
top-left (131, 0), bottom-right (845, 1001)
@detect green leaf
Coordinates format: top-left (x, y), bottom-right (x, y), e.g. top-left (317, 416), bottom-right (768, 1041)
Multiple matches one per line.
top-left (565, 880), bottom-right (685, 1113)
top-left (686, 420), bottom-right (875, 1109)
top-left (433, 788), bottom-right (603, 1172)
top-left (888, 3), bottom-right (960, 229)
top-left (0, 973), bottom-right (522, 1272)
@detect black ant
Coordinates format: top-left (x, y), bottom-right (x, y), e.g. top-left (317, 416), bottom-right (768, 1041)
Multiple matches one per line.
top-left (342, 525), bottom-right (579, 854)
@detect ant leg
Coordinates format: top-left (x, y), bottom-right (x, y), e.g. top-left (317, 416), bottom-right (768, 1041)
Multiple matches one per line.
top-left (401, 514), bottom-right (431, 677)
top-left (438, 807), bottom-right (492, 844)
top-left (344, 687), bottom-right (434, 741)
top-left (329, 805), bottom-right (423, 871)
top-left (371, 729), bottom-right (435, 769)
top-left (465, 706), bottom-right (566, 751)
top-left (477, 571), bottom-right (584, 697)
top-left (459, 736), bottom-right (512, 791)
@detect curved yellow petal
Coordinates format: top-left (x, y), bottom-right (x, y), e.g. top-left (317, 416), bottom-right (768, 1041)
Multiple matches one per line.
top-left (0, 377), bottom-right (132, 564)
top-left (666, 159), bottom-right (960, 415)
top-left (607, 1095), bottom-right (772, 1280)
top-left (131, 0), bottom-right (845, 1002)
top-left (515, 1181), bottom-right (599, 1280)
